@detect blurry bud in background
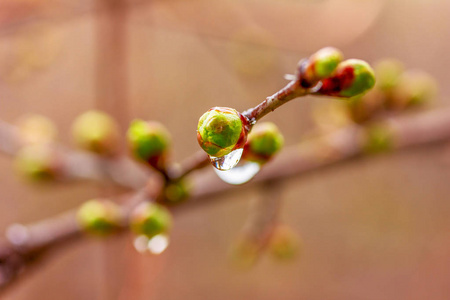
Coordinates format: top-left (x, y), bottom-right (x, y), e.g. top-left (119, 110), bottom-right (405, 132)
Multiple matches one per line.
top-left (72, 110), bottom-right (120, 156)
top-left (127, 120), bottom-right (171, 171)
top-left (300, 47), bottom-right (343, 87)
top-left (363, 123), bottom-right (394, 154)
top-left (130, 202), bottom-right (173, 239)
top-left (375, 59), bottom-right (405, 93)
top-left (268, 225), bottom-right (302, 261)
top-left (390, 70), bottom-right (438, 109)
top-left (14, 144), bottom-right (62, 181)
top-left (317, 59), bottom-right (376, 98)
top-left (243, 122), bottom-right (284, 164)
top-left (164, 179), bottom-right (191, 205)
top-left (76, 199), bottom-right (122, 236)
top-left (228, 236), bottom-right (260, 270)
top-left (16, 114), bottom-right (57, 145)
top-left (345, 89), bottom-right (385, 124)
top-left (197, 107), bottom-right (248, 158)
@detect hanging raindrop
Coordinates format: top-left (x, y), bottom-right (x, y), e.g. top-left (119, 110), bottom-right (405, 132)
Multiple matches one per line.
top-left (214, 162), bottom-right (261, 185)
top-left (133, 235), bottom-right (149, 254)
top-left (209, 148), bottom-right (243, 171)
top-left (147, 234), bottom-right (170, 255)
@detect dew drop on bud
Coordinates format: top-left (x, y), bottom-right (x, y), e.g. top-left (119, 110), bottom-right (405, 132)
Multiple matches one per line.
top-left (147, 234), bottom-right (170, 255)
top-left (133, 235), bottom-right (150, 253)
top-left (214, 162), bottom-right (261, 185)
top-left (209, 148), bottom-right (243, 171)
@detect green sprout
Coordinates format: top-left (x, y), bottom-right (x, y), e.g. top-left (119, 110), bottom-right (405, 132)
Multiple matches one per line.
top-left (197, 107), bottom-right (246, 157)
top-left (77, 200), bottom-right (122, 236)
top-left (130, 202), bottom-right (173, 238)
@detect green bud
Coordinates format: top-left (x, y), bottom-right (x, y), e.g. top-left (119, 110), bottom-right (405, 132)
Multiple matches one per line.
top-left (243, 122), bottom-right (284, 164)
top-left (127, 120), bottom-right (171, 168)
top-left (393, 70), bottom-right (438, 108)
top-left (318, 59), bottom-right (376, 98)
top-left (77, 200), bottom-right (122, 235)
top-left (374, 59), bottom-right (404, 92)
top-left (164, 180), bottom-right (191, 205)
top-left (197, 107), bottom-right (247, 157)
top-left (14, 144), bottom-right (61, 181)
top-left (72, 110), bottom-right (120, 155)
top-left (363, 124), bottom-right (394, 154)
top-left (301, 47), bottom-right (343, 87)
top-left (268, 225), bottom-right (301, 261)
top-left (130, 202), bottom-right (172, 238)
top-left (16, 114), bottom-right (57, 145)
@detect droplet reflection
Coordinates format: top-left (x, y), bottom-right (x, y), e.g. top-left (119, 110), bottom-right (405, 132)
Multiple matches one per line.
top-left (214, 162), bottom-right (261, 185)
top-left (209, 148), bottom-right (243, 171)
top-left (148, 234), bottom-right (170, 255)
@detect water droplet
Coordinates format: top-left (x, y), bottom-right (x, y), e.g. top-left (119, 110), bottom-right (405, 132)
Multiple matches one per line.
top-left (214, 162), bottom-right (261, 185)
top-left (148, 234), bottom-right (170, 255)
top-left (133, 235), bottom-right (149, 253)
top-left (209, 148), bottom-right (243, 171)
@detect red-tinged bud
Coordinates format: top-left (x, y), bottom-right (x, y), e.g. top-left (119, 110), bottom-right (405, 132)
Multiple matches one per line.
top-left (243, 122), bottom-right (284, 164)
top-left (299, 47), bottom-right (343, 88)
top-left (317, 59), bottom-right (376, 98)
top-left (197, 107), bottom-right (250, 157)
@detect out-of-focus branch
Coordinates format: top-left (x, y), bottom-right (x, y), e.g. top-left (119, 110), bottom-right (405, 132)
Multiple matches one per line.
top-left (1, 107), bottom-right (450, 293)
top-left (167, 150), bottom-right (210, 180)
top-left (242, 79), bottom-right (308, 122)
top-left (0, 119), bottom-right (150, 189)
top-left (0, 188), bottom-right (153, 293)
top-left (186, 107), bottom-right (450, 208)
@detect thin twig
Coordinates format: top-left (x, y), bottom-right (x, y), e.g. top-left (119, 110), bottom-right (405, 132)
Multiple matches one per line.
top-left (1, 107), bottom-right (450, 292)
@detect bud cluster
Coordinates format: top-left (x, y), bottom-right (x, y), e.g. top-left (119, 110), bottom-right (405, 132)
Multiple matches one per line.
top-left (298, 47), bottom-right (376, 98)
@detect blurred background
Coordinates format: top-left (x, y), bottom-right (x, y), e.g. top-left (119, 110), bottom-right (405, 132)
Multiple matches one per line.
top-left (1, 0), bottom-right (450, 299)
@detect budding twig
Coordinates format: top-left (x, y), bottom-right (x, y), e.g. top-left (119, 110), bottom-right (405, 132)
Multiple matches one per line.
top-left (242, 79), bottom-right (308, 123)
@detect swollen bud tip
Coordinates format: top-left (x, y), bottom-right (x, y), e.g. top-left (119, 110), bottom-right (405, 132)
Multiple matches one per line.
top-left (243, 122), bottom-right (284, 164)
top-left (72, 110), bottom-right (120, 155)
top-left (130, 202), bottom-right (172, 239)
top-left (77, 200), bottom-right (122, 236)
top-left (318, 59), bottom-right (376, 98)
top-left (197, 107), bottom-right (248, 157)
top-left (300, 47), bottom-right (343, 87)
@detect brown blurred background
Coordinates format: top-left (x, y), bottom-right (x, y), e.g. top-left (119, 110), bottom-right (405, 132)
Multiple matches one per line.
top-left (1, 0), bottom-right (450, 299)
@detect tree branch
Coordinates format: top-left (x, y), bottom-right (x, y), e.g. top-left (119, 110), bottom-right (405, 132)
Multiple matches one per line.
top-left (1, 107), bottom-right (450, 293)
top-left (0, 119), bottom-right (150, 189)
